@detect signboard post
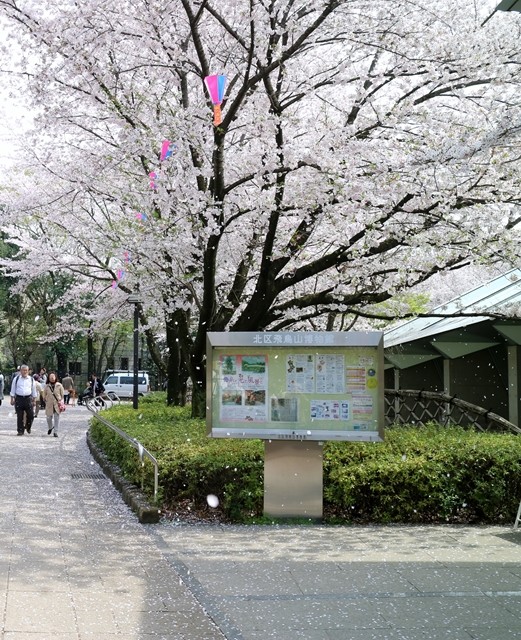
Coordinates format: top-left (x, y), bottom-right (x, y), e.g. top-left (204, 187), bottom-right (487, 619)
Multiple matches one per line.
top-left (206, 331), bottom-right (384, 519)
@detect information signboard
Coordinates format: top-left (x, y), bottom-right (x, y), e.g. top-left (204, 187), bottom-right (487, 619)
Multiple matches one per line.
top-left (207, 331), bottom-right (384, 442)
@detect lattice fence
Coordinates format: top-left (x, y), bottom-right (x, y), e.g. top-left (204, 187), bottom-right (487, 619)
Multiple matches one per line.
top-left (385, 389), bottom-right (521, 434)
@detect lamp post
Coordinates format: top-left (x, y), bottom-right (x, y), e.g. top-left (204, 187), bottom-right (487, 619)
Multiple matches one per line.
top-left (128, 293), bottom-right (141, 409)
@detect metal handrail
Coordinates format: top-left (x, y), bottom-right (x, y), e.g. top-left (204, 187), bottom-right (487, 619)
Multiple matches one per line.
top-left (86, 396), bottom-right (159, 502)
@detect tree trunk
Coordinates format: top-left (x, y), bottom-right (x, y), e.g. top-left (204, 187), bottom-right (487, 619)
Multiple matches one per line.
top-left (191, 374), bottom-right (206, 419)
top-left (189, 339), bottom-right (207, 418)
top-left (142, 322), bottom-right (167, 377)
top-left (87, 328), bottom-right (95, 376)
top-left (96, 336), bottom-right (109, 378)
top-left (55, 348), bottom-right (68, 379)
top-left (165, 313), bottom-right (189, 406)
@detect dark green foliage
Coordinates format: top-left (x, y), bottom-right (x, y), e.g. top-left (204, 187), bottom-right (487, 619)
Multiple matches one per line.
top-left (324, 424), bottom-right (521, 524)
top-left (89, 395), bottom-right (521, 523)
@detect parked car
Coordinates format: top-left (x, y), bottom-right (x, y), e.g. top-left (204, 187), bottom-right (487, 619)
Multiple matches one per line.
top-left (102, 371), bottom-right (150, 399)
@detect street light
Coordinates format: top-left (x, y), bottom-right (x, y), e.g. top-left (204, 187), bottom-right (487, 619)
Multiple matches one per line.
top-left (128, 293), bottom-right (141, 409)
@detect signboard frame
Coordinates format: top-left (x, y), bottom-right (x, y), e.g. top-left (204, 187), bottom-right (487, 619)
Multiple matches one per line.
top-left (206, 331), bottom-right (385, 442)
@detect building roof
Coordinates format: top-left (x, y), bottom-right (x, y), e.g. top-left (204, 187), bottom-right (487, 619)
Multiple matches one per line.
top-left (385, 269), bottom-right (521, 347)
top-left (495, 0), bottom-right (521, 11)
top-left (384, 269), bottom-right (521, 368)
top-left (482, 1), bottom-right (521, 25)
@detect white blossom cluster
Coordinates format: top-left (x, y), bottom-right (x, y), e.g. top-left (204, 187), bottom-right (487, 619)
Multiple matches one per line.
top-left (0, 0), bottom-right (520, 382)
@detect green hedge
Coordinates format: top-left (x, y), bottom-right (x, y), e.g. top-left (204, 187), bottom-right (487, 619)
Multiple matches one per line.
top-left (324, 425), bottom-right (521, 523)
top-left (89, 394), bottom-right (521, 524)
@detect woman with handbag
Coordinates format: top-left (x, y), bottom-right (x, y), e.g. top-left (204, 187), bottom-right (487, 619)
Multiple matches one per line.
top-left (43, 372), bottom-right (65, 437)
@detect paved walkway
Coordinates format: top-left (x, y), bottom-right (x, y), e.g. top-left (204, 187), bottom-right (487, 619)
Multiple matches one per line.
top-left (1, 399), bottom-right (521, 639)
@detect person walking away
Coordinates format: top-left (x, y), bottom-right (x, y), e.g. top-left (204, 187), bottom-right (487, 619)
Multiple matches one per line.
top-left (10, 364), bottom-right (38, 435)
top-left (82, 373), bottom-right (104, 406)
top-left (39, 367), bottom-right (47, 410)
top-left (39, 367), bottom-right (47, 385)
top-left (32, 374), bottom-right (43, 418)
top-left (43, 372), bottom-right (64, 437)
top-left (92, 373), bottom-right (106, 407)
top-left (0, 370), bottom-right (4, 406)
top-left (61, 372), bottom-right (74, 404)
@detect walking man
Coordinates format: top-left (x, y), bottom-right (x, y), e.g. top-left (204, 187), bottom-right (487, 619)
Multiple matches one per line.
top-left (61, 372), bottom-right (74, 404)
top-left (10, 365), bottom-right (38, 435)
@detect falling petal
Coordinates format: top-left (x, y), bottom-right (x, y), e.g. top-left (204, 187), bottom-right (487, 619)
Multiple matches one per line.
top-left (206, 494), bottom-right (219, 508)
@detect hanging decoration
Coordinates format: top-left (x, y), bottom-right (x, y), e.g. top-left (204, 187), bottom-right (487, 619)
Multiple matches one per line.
top-left (204, 74), bottom-right (227, 126)
top-left (160, 139), bottom-right (176, 161)
top-left (111, 267), bottom-right (127, 289)
top-left (112, 139), bottom-right (178, 293)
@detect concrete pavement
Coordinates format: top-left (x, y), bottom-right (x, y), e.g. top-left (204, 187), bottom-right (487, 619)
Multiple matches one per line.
top-left (1, 398), bottom-right (521, 639)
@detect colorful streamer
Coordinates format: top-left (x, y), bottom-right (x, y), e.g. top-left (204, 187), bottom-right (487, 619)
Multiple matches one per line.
top-left (149, 171), bottom-right (157, 189)
top-left (160, 140), bottom-right (172, 161)
top-left (204, 74), bottom-right (227, 126)
top-left (160, 139), bottom-right (179, 161)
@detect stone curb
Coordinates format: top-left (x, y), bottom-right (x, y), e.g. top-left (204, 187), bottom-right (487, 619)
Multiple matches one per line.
top-left (86, 429), bottom-right (160, 523)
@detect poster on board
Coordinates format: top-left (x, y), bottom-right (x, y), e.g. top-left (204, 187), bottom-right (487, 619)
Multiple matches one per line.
top-left (207, 331), bottom-right (384, 442)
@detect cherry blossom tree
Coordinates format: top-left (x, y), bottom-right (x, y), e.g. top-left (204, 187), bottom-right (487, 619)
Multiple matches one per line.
top-left (1, 0), bottom-right (521, 415)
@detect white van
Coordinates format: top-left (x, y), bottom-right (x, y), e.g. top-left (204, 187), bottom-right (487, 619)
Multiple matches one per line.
top-left (102, 371), bottom-right (150, 399)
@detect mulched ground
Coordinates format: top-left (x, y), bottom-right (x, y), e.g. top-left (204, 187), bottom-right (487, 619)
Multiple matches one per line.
top-left (160, 499), bottom-right (229, 525)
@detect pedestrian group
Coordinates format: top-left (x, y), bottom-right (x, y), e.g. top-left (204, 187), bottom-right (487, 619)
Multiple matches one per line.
top-left (0, 367), bottom-right (109, 436)
top-left (1, 366), bottom-right (102, 437)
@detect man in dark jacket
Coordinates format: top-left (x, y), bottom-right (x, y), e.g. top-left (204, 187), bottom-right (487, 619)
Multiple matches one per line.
top-left (79, 373), bottom-right (104, 405)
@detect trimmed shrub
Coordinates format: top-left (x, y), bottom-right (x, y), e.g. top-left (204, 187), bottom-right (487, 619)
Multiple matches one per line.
top-left (89, 395), bottom-right (264, 521)
top-left (324, 425), bottom-right (521, 523)
top-left (89, 395), bottom-right (521, 524)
